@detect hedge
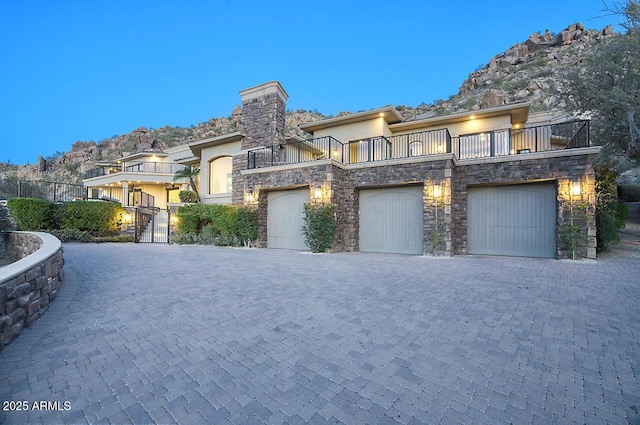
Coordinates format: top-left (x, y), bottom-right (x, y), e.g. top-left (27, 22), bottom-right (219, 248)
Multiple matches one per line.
top-left (6, 198), bottom-right (126, 239)
top-left (7, 198), bottom-right (52, 230)
top-left (175, 204), bottom-right (258, 246)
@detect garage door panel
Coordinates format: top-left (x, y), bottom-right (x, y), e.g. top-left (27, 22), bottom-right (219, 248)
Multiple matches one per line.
top-left (359, 186), bottom-right (424, 255)
top-left (267, 188), bottom-right (309, 250)
top-left (467, 183), bottom-right (556, 258)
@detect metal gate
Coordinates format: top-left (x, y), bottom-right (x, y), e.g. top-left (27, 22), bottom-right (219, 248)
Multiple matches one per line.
top-left (135, 207), bottom-right (170, 243)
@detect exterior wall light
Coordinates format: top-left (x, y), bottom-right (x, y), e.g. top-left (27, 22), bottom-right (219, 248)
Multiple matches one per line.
top-left (433, 184), bottom-right (442, 199)
top-left (314, 186), bottom-right (322, 200)
top-left (572, 181), bottom-right (581, 197)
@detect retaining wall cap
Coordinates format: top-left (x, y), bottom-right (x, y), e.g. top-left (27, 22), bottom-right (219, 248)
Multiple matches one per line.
top-left (0, 232), bottom-right (62, 283)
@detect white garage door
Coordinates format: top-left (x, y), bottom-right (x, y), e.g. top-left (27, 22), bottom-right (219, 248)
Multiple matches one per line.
top-left (267, 188), bottom-right (310, 250)
top-left (359, 186), bottom-right (424, 255)
top-left (467, 183), bottom-right (557, 258)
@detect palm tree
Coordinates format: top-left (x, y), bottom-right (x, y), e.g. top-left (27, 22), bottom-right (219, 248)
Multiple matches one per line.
top-left (173, 165), bottom-right (200, 195)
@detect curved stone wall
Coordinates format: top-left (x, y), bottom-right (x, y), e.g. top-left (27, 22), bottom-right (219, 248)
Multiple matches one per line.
top-left (0, 232), bottom-right (64, 352)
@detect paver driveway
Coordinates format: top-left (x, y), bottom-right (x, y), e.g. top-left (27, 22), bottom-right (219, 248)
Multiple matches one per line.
top-left (1, 243), bottom-right (639, 424)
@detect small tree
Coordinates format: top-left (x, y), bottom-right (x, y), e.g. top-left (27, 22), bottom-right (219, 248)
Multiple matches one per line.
top-left (173, 165), bottom-right (200, 196)
top-left (301, 203), bottom-right (337, 253)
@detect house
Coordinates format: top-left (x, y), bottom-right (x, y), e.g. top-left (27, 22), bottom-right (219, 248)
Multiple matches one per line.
top-left (84, 81), bottom-right (599, 258)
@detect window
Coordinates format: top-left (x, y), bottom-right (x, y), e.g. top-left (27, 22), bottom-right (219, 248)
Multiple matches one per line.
top-left (209, 156), bottom-right (232, 194)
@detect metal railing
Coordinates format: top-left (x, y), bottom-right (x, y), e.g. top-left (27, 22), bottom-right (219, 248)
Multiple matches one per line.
top-left (245, 120), bottom-right (590, 168)
top-left (455, 120), bottom-right (590, 159)
top-left (88, 187), bottom-right (124, 203)
top-left (387, 129), bottom-right (452, 159)
top-left (0, 178), bottom-right (87, 202)
top-left (84, 166), bottom-right (119, 180)
top-left (247, 136), bottom-right (344, 169)
top-left (128, 190), bottom-right (155, 208)
top-left (123, 162), bottom-right (185, 174)
top-left (85, 162), bottom-right (185, 179)
top-left (346, 136), bottom-right (392, 163)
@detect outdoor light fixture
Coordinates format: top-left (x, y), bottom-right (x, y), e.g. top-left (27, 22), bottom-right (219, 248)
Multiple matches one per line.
top-left (433, 184), bottom-right (442, 198)
top-left (248, 186), bottom-right (254, 194)
top-left (572, 181), bottom-right (581, 197)
top-left (314, 186), bottom-right (322, 200)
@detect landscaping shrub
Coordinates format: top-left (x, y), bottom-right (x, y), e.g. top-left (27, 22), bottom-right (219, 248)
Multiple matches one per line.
top-left (174, 204), bottom-right (257, 246)
top-left (6, 198), bottom-right (52, 230)
top-left (178, 190), bottom-right (199, 203)
top-left (596, 165), bottom-right (629, 251)
top-left (61, 201), bottom-right (123, 236)
top-left (301, 203), bottom-right (337, 253)
top-left (618, 184), bottom-right (640, 202)
top-left (49, 229), bottom-right (93, 242)
top-left (176, 211), bottom-right (199, 234)
top-left (236, 207), bottom-right (258, 247)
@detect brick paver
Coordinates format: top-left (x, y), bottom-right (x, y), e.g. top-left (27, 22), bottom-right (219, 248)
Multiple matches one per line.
top-left (1, 243), bottom-right (639, 424)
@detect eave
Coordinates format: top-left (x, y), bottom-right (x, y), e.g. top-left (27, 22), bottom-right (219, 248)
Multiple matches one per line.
top-left (299, 106), bottom-right (403, 133)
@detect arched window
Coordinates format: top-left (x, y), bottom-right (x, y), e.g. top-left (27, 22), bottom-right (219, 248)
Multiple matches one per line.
top-left (209, 156), bottom-right (232, 194)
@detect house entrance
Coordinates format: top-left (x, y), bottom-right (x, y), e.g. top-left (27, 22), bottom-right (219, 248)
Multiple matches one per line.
top-left (135, 207), bottom-right (170, 243)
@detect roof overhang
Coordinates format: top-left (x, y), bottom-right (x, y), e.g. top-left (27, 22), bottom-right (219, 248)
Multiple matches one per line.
top-left (116, 151), bottom-right (168, 162)
top-left (299, 105), bottom-right (403, 133)
top-left (187, 132), bottom-right (245, 158)
top-left (389, 102), bottom-right (531, 132)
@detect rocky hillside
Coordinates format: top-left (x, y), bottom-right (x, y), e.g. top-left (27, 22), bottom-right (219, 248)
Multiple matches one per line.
top-left (0, 23), bottom-right (617, 183)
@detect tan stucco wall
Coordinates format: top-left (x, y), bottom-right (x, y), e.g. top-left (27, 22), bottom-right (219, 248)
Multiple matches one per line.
top-left (199, 140), bottom-right (242, 204)
top-left (314, 117), bottom-right (387, 143)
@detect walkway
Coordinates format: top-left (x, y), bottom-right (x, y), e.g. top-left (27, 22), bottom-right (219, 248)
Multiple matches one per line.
top-left (1, 243), bottom-right (639, 424)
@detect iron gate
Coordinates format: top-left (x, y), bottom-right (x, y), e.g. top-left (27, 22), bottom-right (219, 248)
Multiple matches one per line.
top-left (135, 207), bottom-right (170, 243)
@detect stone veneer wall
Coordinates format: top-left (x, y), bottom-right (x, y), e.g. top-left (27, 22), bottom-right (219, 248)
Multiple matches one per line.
top-left (243, 157), bottom-right (454, 255)
top-left (0, 232), bottom-right (64, 352)
top-left (242, 151), bottom-right (597, 258)
top-left (451, 152), bottom-right (597, 259)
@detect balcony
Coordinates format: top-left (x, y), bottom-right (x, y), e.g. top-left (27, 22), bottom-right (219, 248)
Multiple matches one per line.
top-left (85, 162), bottom-right (185, 179)
top-left (245, 120), bottom-right (590, 169)
top-left (247, 136), bottom-right (344, 169)
top-left (454, 120), bottom-right (589, 159)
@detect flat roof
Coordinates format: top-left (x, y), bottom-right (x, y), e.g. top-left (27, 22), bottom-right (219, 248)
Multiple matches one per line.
top-left (299, 106), bottom-right (403, 133)
top-left (187, 132), bottom-right (244, 157)
top-left (116, 151), bottom-right (168, 162)
top-left (390, 102), bottom-right (531, 132)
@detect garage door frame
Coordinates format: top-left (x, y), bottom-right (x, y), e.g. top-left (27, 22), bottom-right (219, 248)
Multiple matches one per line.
top-left (267, 187), bottom-right (310, 250)
top-left (358, 185), bottom-right (425, 255)
top-left (466, 182), bottom-right (557, 258)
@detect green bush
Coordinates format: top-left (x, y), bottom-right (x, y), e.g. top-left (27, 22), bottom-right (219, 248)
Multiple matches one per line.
top-left (179, 190), bottom-right (199, 203)
top-left (596, 165), bottom-right (629, 251)
top-left (61, 201), bottom-right (123, 236)
top-left (236, 207), bottom-right (258, 247)
top-left (302, 203), bottom-right (337, 253)
top-left (618, 184), bottom-right (640, 202)
top-left (49, 228), bottom-right (93, 242)
top-left (176, 211), bottom-right (199, 234)
top-left (202, 204), bottom-right (237, 236)
top-left (7, 198), bottom-right (52, 230)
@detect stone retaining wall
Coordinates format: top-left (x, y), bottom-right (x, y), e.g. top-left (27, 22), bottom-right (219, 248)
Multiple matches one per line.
top-left (0, 232), bottom-right (64, 352)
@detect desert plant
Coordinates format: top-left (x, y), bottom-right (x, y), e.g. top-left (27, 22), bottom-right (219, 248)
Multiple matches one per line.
top-left (178, 190), bottom-right (199, 203)
top-left (301, 203), bottom-right (337, 253)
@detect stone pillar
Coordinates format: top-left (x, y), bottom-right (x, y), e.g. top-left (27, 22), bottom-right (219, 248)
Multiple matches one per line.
top-left (233, 81), bottom-right (288, 204)
top-left (239, 81), bottom-right (288, 151)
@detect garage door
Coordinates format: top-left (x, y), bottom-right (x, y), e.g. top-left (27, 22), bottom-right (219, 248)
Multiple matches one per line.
top-left (267, 188), bottom-right (310, 250)
top-left (359, 186), bottom-right (424, 254)
top-left (467, 183), bottom-right (556, 258)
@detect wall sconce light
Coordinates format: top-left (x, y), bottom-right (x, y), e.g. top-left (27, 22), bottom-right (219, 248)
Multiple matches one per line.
top-left (245, 186), bottom-right (255, 204)
top-left (314, 186), bottom-right (322, 200)
top-left (572, 181), bottom-right (581, 197)
top-left (433, 184), bottom-right (442, 199)
top-left (248, 186), bottom-right (254, 195)
top-left (124, 212), bottom-right (133, 223)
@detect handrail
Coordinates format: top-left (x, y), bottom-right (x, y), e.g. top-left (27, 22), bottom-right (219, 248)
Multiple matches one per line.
top-left (247, 136), bottom-right (344, 169)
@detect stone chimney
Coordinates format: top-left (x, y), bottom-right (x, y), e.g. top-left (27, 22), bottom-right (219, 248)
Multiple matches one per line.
top-left (239, 81), bottom-right (288, 150)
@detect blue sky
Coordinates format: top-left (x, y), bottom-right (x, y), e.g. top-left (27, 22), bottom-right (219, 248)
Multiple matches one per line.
top-left (0, 0), bottom-right (625, 165)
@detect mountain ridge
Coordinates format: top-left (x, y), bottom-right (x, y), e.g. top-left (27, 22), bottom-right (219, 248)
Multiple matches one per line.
top-left (0, 22), bottom-right (617, 183)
